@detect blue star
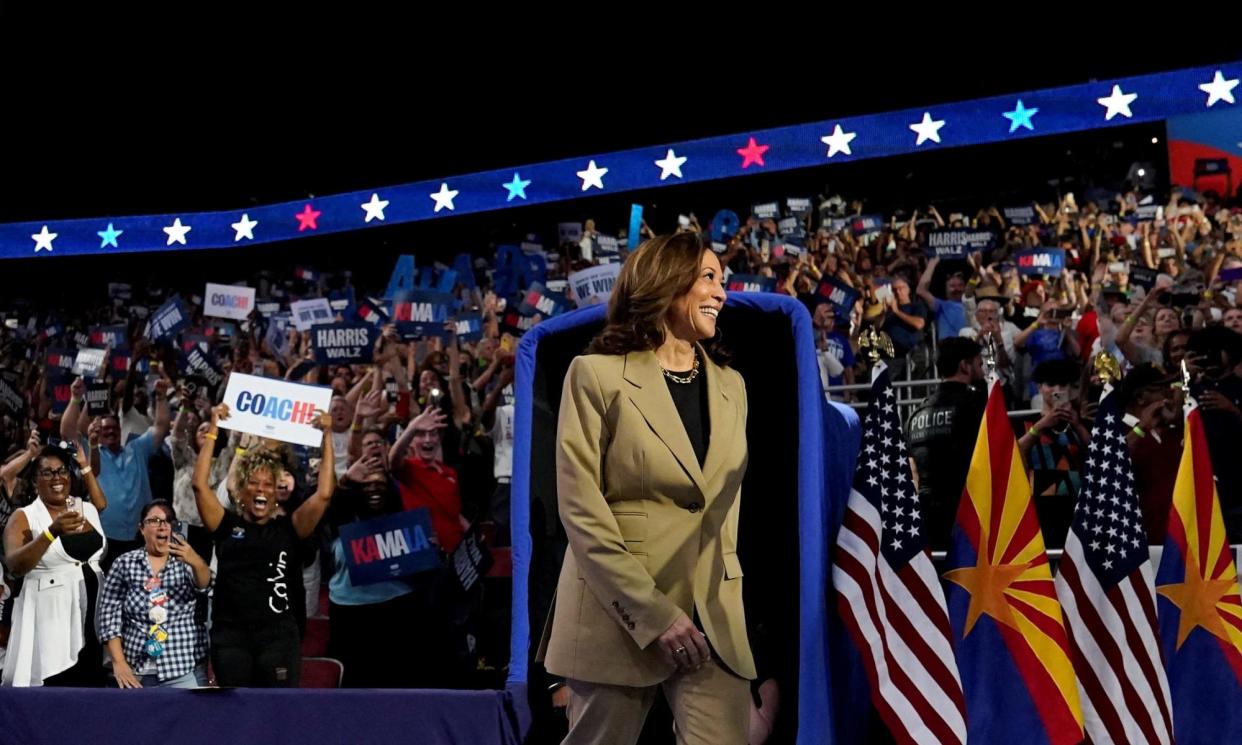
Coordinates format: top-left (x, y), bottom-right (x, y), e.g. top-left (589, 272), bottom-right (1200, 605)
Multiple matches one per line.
top-left (97, 222), bottom-right (124, 249)
top-left (1002, 99), bottom-right (1038, 133)
top-left (502, 172), bottom-right (531, 202)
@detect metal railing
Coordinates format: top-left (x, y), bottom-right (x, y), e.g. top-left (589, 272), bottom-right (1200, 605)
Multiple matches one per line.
top-left (823, 377), bottom-right (1038, 419)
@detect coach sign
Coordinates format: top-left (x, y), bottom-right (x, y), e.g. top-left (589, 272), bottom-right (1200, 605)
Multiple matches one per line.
top-left (219, 373), bottom-right (333, 447)
top-left (204, 283), bottom-right (256, 321)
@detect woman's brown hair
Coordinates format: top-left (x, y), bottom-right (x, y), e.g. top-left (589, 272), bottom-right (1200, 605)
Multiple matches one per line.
top-left (587, 232), bottom-right (729, 365)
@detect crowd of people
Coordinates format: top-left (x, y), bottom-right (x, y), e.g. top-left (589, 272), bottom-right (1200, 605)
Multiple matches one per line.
top-left (0, 174), bottom-right (1239, 693)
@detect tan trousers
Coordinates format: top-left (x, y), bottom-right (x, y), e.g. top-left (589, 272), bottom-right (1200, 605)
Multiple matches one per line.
top-left (562, 658), bottom-right (749, 745)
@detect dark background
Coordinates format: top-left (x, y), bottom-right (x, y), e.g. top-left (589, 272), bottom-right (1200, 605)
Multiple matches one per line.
top-left (1, 22), bottom-right (1238, 299)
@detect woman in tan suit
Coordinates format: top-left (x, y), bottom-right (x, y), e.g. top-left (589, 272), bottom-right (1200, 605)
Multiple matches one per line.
top-left (539, 232), bottom-right (754, 744)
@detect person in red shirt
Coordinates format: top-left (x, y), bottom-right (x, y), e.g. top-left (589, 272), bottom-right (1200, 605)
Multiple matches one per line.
top-left (390, 406), bottom-right (468, 552)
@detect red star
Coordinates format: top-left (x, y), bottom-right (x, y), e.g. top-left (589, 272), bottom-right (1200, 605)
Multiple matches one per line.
top-left (295, 204), bottom-right (322, 232)
top-left (736, 137), bottom-right (770, 169)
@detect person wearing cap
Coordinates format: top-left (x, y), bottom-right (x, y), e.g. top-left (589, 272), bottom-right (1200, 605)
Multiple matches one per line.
top-left (1017, 359), bottom-right (1090, 549)
top-left (959, 288), bottom-right (1019, 392)
top-left (1119, 364), bottom-right (1183, 543)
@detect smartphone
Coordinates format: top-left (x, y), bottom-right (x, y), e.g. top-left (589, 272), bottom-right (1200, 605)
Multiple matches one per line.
top-left (1050, 390), bottom-right (1068, 406)
top-left (874, 284), bottom-right (894, 304)
top-left (1107, 262), bottom-right (1128, 274)
top-left (172, 519), bottom-right (188, 541)
top-left (64, 495), bottom-right (80, 514)
top-left (1050, 308), bottom-right (1072, 319)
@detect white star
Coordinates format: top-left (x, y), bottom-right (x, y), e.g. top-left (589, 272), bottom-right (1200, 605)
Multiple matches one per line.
top-left (1106, 543), bottom-right (1117, 555)
top-left (1103, 559), bottom-right (1113, 570)
top-left (879, 453), bottom-right (891, 466)
top-left (868, 475), bottom-right (879, 488)
top-left (1107, 527), bottom-right (1119, 538)
top-left (895, 471), bottom-right (907, 483)
top-left (1131, 536), bottom-right (1142, 547)
top-left (361, 193), bottom-right (389, 223)
top-left (881, 437), bottom-right (893, 449)
top-left (909, 112), bottom-right (945, 145)
top-left (820, 124), bottom-right (857, 158)
top-left (1090, 540), bottom-right (1101, 551)
top-left (231, 213), bottom-right (258, 242)
top-left (864, 444), bottom-right (876, 455)
top-left (894, 506), bottom-right (906, 518)
top-left (654, 149), bottom-right (687, 180)
top-left (893, 523), bottom-right (906, 535)
top-left (163, 218), bottom-right (191, 246)
top-left (31, 225), bottom-right (57, 252)
top-left (867, 459), bottom-right (880, 471)
top-left (883, 403), bottom-right (894, 414)
top-left (1097, 85), bottom-right (1138, 120)
top-left (576, 160), bottom-right (608, 191)
top-left (1199, 70), bottom-right (1239, 107)
top-left (430, 183), bottom-right (458, 213)
top-left (1092, 524), bottom-right (1104, 535)
top-left (891, 539), bottom-right (903, 550)
top-left (1104, 413), bottom-right (1115, 425)
top-left (880, 419), bottom-right (891, 431)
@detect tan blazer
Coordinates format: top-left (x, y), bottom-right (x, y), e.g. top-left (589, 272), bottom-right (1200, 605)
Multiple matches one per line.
top-left (538, 347), bottom-right (755, 687)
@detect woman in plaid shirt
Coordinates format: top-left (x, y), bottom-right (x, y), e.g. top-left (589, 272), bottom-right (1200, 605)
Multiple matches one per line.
top-left (96, 500), bottom-right (211, 688)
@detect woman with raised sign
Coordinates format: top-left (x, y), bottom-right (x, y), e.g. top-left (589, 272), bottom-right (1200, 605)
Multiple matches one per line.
top-left (192, 402), bottom-right (335, 687)
top-left (537, 232), bottom-right (754, 744)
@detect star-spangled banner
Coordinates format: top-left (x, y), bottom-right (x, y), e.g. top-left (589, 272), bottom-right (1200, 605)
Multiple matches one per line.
top-left (1, 62), bottom-right (1236, 260)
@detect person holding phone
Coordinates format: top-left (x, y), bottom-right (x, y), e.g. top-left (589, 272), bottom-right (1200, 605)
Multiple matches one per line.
top-left (1017, 360), bottom-right (1090, 548)
top-left (96, 500), bottom-right (211, 688)
top-left (1015, 300), bottom-right (1081, 399)
top-left (2, 443), bottom-right (108, 686)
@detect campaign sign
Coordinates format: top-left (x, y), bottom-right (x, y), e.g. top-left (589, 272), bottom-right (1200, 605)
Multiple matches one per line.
top-left (725, 274), bottom-right (776, 293)
top-left (817, 276), bottom-right (862, 317)
top-left (290, 298), bottom-right (335, 331)
top-left (520, 283), bottom-right (569, 317)
top-left (393, 290), bottom-right (455, 338)
top-left (851, 214), bottom-right (884, 237)
top-left (1015, 248), bottom-right (1066, 276)
top-left (1004, 206), bottom-right (1037, 226)
top-left (48, 371), bottom-right (74, 416)
top-left (1129, 265), bottom-right (1158, 290)
top-left (752, 202), bottom-right (780, 221)
top-left (89, 325), bottom-right (128, 349)
top-left (204, 283), bottom-right (255, 321)
top-left (0, 372), bottom-right (24, 416)
top-left (311, 324), bottom-right (375, 365)
top-left (147, 298), bottom-right (190, 342)
top-left (45, 348), bottom-right (77, 374)
top-left (568, 263), bottom-right (622, 306)
top-left (925, 229), bottom-right (996, 259)
top-left (452, 313), bottom-right (483, 343)
top-left (219, 373), bottom-right (333, 448)
top-left (339, 508), bottom-right (440, 586)
top-left (85, 381), bottom-right (111, 416)
top-left (181, 346), bottom-right (224, 390)
top-left (73, 348), bottom-right (107, 378)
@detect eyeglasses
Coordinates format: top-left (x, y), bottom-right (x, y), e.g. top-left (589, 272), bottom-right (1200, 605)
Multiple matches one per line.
top-left (37, 467), bottom-right (70, 479)
top-left (142, 517), bottom-right (171, 527)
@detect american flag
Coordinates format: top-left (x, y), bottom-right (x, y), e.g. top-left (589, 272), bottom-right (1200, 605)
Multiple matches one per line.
top-left (356, 299), bottom-right (388, 327)
top-left (832, 367), bottom-right (966, 744)
top-left (1053, 390), bottom-right (1173, 745)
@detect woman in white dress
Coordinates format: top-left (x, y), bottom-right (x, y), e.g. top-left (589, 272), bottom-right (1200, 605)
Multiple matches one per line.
top-left (2, 443), bottom-right (108, 686)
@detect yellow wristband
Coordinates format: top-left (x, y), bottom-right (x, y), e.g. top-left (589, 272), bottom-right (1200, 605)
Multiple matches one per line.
top-left (351, 423), bottom-right (362, 432)
top-left (43, 529), bottom-right (55, 543)
top-left (204, 433), bottom-right (218, 441)
top-left (235, 447), bottom-right (247, 456)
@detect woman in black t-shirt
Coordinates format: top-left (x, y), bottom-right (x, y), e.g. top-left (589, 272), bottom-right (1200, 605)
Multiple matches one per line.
top-left (192, 403), bottom-right (335, 687)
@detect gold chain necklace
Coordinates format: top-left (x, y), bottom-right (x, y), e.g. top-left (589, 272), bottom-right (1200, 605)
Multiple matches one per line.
top-left (660, 355), bottom-right (701, 384)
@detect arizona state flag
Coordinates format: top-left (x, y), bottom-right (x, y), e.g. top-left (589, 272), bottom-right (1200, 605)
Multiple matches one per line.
top-left (1155, 403), bottom-right (1242, 739)
top-left (943, 384), bottom-right (1084, 744)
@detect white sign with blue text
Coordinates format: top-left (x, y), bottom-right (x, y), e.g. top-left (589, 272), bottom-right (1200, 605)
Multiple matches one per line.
top-left (220, 373), bottom-right (333, 447)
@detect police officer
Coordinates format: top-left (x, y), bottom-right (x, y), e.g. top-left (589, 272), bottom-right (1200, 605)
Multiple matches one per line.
top-left (906, 337), bottom-right (987, 550)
